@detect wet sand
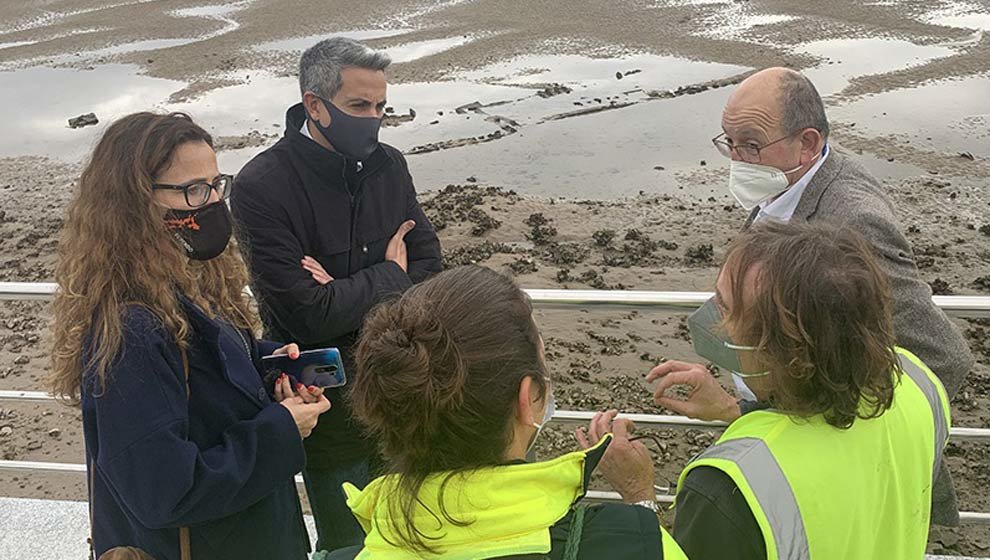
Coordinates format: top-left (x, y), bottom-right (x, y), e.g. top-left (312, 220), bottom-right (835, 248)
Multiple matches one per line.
top-left (1, 0), bottom-right (989, 556)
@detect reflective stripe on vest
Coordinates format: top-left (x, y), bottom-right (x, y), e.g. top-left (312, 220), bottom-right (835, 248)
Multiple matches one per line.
top-left (691, 437), bottom-right (811, 560)
top-left (898, 352), bottom-right (950, 481)
top-left (686, 351), bottom-right (949, 560)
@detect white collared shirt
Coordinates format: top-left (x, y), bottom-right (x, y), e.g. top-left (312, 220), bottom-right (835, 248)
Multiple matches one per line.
top-left (300, 120), bottom-right (314, 141)
top-left (755, 144), bottom-right (830, 223)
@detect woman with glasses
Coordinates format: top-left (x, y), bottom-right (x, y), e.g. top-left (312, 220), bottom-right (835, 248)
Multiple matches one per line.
top-left (49, 112), bottom-right (331, 560)
top-left (323, 266), bottom-right (687, 560)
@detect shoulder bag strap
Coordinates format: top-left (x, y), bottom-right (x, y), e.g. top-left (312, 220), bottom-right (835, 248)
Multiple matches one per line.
top-left (180, 347), bottom-right (192, 560)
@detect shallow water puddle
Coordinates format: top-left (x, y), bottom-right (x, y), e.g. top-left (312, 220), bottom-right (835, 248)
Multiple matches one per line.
top-left (829, 75), bottom-right (990, 157)
top-left (923, 2), bottom-right (990, 32)
top-left (0, 40), bottom-right (37, 51)
top-left (0, 64), bottom-right (183, 160)
top-left (405, 86), bottom-right (739, 199)
top-left (2, 2), bottom-right (246, 67)
top-left (384, 35), bottom-right (474, 63)
top-left (450, 53), bottom-right (749, 126)
top-left (799, 38), bottom-right (957, 97)
top-left (698, 11), bottom-right (798, 40)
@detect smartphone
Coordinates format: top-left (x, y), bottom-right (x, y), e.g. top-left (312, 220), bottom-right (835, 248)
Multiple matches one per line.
top-left (262, 348), bottom-right (347, 389)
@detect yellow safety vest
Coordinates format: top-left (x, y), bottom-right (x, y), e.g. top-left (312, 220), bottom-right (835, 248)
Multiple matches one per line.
top-left (678, 347), bottom-right (951, 560)
top-left (343, 435), bottom-right (687, 559)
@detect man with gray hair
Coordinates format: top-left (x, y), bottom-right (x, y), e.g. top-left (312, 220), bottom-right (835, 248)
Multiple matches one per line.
top-left (658, 67), bottom-right (974, 559)
top-left (231, 37), bottom-right (442, 552)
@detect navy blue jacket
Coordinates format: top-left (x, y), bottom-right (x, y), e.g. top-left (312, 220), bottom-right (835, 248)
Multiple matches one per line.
top-left (82, 297), bottom-right (310, 560)
top-left (231, 104), bottom-right (442, 464)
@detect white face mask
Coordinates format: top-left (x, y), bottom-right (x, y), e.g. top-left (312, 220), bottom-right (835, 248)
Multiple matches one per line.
top-left (728, 160), bottom-right (805, 210)
top-left (525, 388), bottom-right (556, 456)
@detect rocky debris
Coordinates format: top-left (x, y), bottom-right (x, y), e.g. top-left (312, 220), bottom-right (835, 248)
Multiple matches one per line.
top-left (0, 426), bottom-right (12, 438)
top-left (592, 229), bottom-right (617, 248)
top-left (213, 130), bottom-right (278, 151)
top-left (68, 113), bottom-right (98, 129)
top-left (929, 277), bottom-right (953, 295)
top-left (602, 229), bottom-right (664, 267)
top-left (980, 224), bottom-right (990, 237)
top-left (442, 241), bottom-right (513, 268)
top-left (542, 242), bottom-right (588, 266)
top-left (454, 101), bottom-right (483, 114)
top-left (579, 269), bottom-right (609, 289)
top-left (13, 355), bottom-right (29, 365)
top-left (485, 115), bottom-right (521, 134)
top-left (973, 276), bottom-right (990, 293)
top-left (537, 83), bottom-right (572, 98)
top-left (586, 331), bottom-right (632, 355)
top-left (382, 109), bottom-right (416, 128)
top-left (525, 213), bottom-right (558, 245)
top-left (508, 257), bottom-right (538, 274)
top-left (406, 128), bottom-right (517, 154)
top-left (684, 243), bottom-right (715, 265)
top-left (422, 184), bottom-right (512, 232)
top-left (645, 70), bottom-right (756, 100)
top-left (467, 207), bottom-right (502, 236)
top-left (959, 152), bottom-right (976, 161)
top-left (47, 428), bottom-right (61, 439)
top-left (543, 101), bottom-right (635, 122)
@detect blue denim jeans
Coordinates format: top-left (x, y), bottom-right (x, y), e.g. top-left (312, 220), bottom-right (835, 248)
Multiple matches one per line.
top-left (303, 457), bottom-right (372, 553)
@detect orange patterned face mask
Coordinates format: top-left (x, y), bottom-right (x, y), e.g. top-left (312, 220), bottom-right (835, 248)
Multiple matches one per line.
top-left (163, 201), bottom-right (232, 260)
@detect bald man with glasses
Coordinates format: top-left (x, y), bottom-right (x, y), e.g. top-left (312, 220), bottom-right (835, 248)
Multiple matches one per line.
top-left (667, 69), bottom-right (973, 553)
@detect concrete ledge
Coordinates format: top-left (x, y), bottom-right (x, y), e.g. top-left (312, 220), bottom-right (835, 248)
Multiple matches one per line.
top-left (0, 497), bottom-right (984, 559)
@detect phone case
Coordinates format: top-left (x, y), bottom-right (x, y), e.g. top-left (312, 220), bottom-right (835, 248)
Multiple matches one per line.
top-left (262, 348), bottom-right (347, 388)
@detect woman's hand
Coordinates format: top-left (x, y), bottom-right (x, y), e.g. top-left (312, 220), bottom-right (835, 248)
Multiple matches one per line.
top-left (273, 372), bottom-right (325, 404)
top-left (277, 378), bottom-right (331, 438)
top-left (575, 410), bottom-right (656, 504)
top-left (301, 256), bottom-right (333, 285)
top-left (270, 343), bottom-right (300, 359)
top-left (646, 360), bottom-right (741, 423)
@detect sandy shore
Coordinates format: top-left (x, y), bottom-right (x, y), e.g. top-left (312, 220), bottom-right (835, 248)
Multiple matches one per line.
top-left (1, 0), bottom-right (989, 556)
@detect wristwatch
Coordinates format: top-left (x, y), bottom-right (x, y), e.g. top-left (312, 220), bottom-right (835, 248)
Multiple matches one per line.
top-left (633, 499), bottom-right (660, 513)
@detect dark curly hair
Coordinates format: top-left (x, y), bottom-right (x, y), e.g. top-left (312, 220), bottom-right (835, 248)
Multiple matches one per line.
top-left (352, 265), bottom-right (547, 554)
top-left (723, 221), bottom-right (899, 429)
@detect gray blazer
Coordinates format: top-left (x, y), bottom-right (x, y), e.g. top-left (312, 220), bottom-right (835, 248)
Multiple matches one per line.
top-left (744, 149), bottom-right (975, 525)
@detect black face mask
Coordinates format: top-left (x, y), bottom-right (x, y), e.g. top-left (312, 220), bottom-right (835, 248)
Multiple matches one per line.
top-left (164, 201), bottom-right (232, 261)
top-left (311, 97), bottom-right (382, 160)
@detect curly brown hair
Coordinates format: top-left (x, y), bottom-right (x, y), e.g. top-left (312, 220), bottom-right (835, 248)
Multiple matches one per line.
top-left (723, 221), bottom-right (899, 429)
top-left (48, 112), bottom-right (258, 403)
top-left (352, 265), bottom-right (547, 554)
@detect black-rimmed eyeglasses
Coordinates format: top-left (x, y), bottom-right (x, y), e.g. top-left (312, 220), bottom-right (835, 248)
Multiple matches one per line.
top-left (152, 174), bottom-right (233, 208)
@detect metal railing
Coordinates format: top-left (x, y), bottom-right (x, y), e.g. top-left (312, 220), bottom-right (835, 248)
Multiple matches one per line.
top-left (2, 281), bottom-right (990, 524)
top-left (4, 281), bottom-right (990, 317)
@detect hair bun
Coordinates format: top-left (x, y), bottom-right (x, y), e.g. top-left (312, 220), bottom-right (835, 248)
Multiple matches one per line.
top-left (357, 301), bottom-right (469, 427)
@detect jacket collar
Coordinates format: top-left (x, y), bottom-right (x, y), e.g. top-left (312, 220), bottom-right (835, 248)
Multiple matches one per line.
top-left (283, 103), bottom-right (393, 185)
top-left (743, 147), bottom-right (844, 229)
top-left (790, 149), bottom-right (846, 221)
top-left (342, 435), bottom-right (611, 559)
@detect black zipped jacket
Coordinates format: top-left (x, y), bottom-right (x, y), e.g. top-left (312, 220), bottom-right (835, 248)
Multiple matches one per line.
top-left (231, 103), bottom-right (442, 464)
